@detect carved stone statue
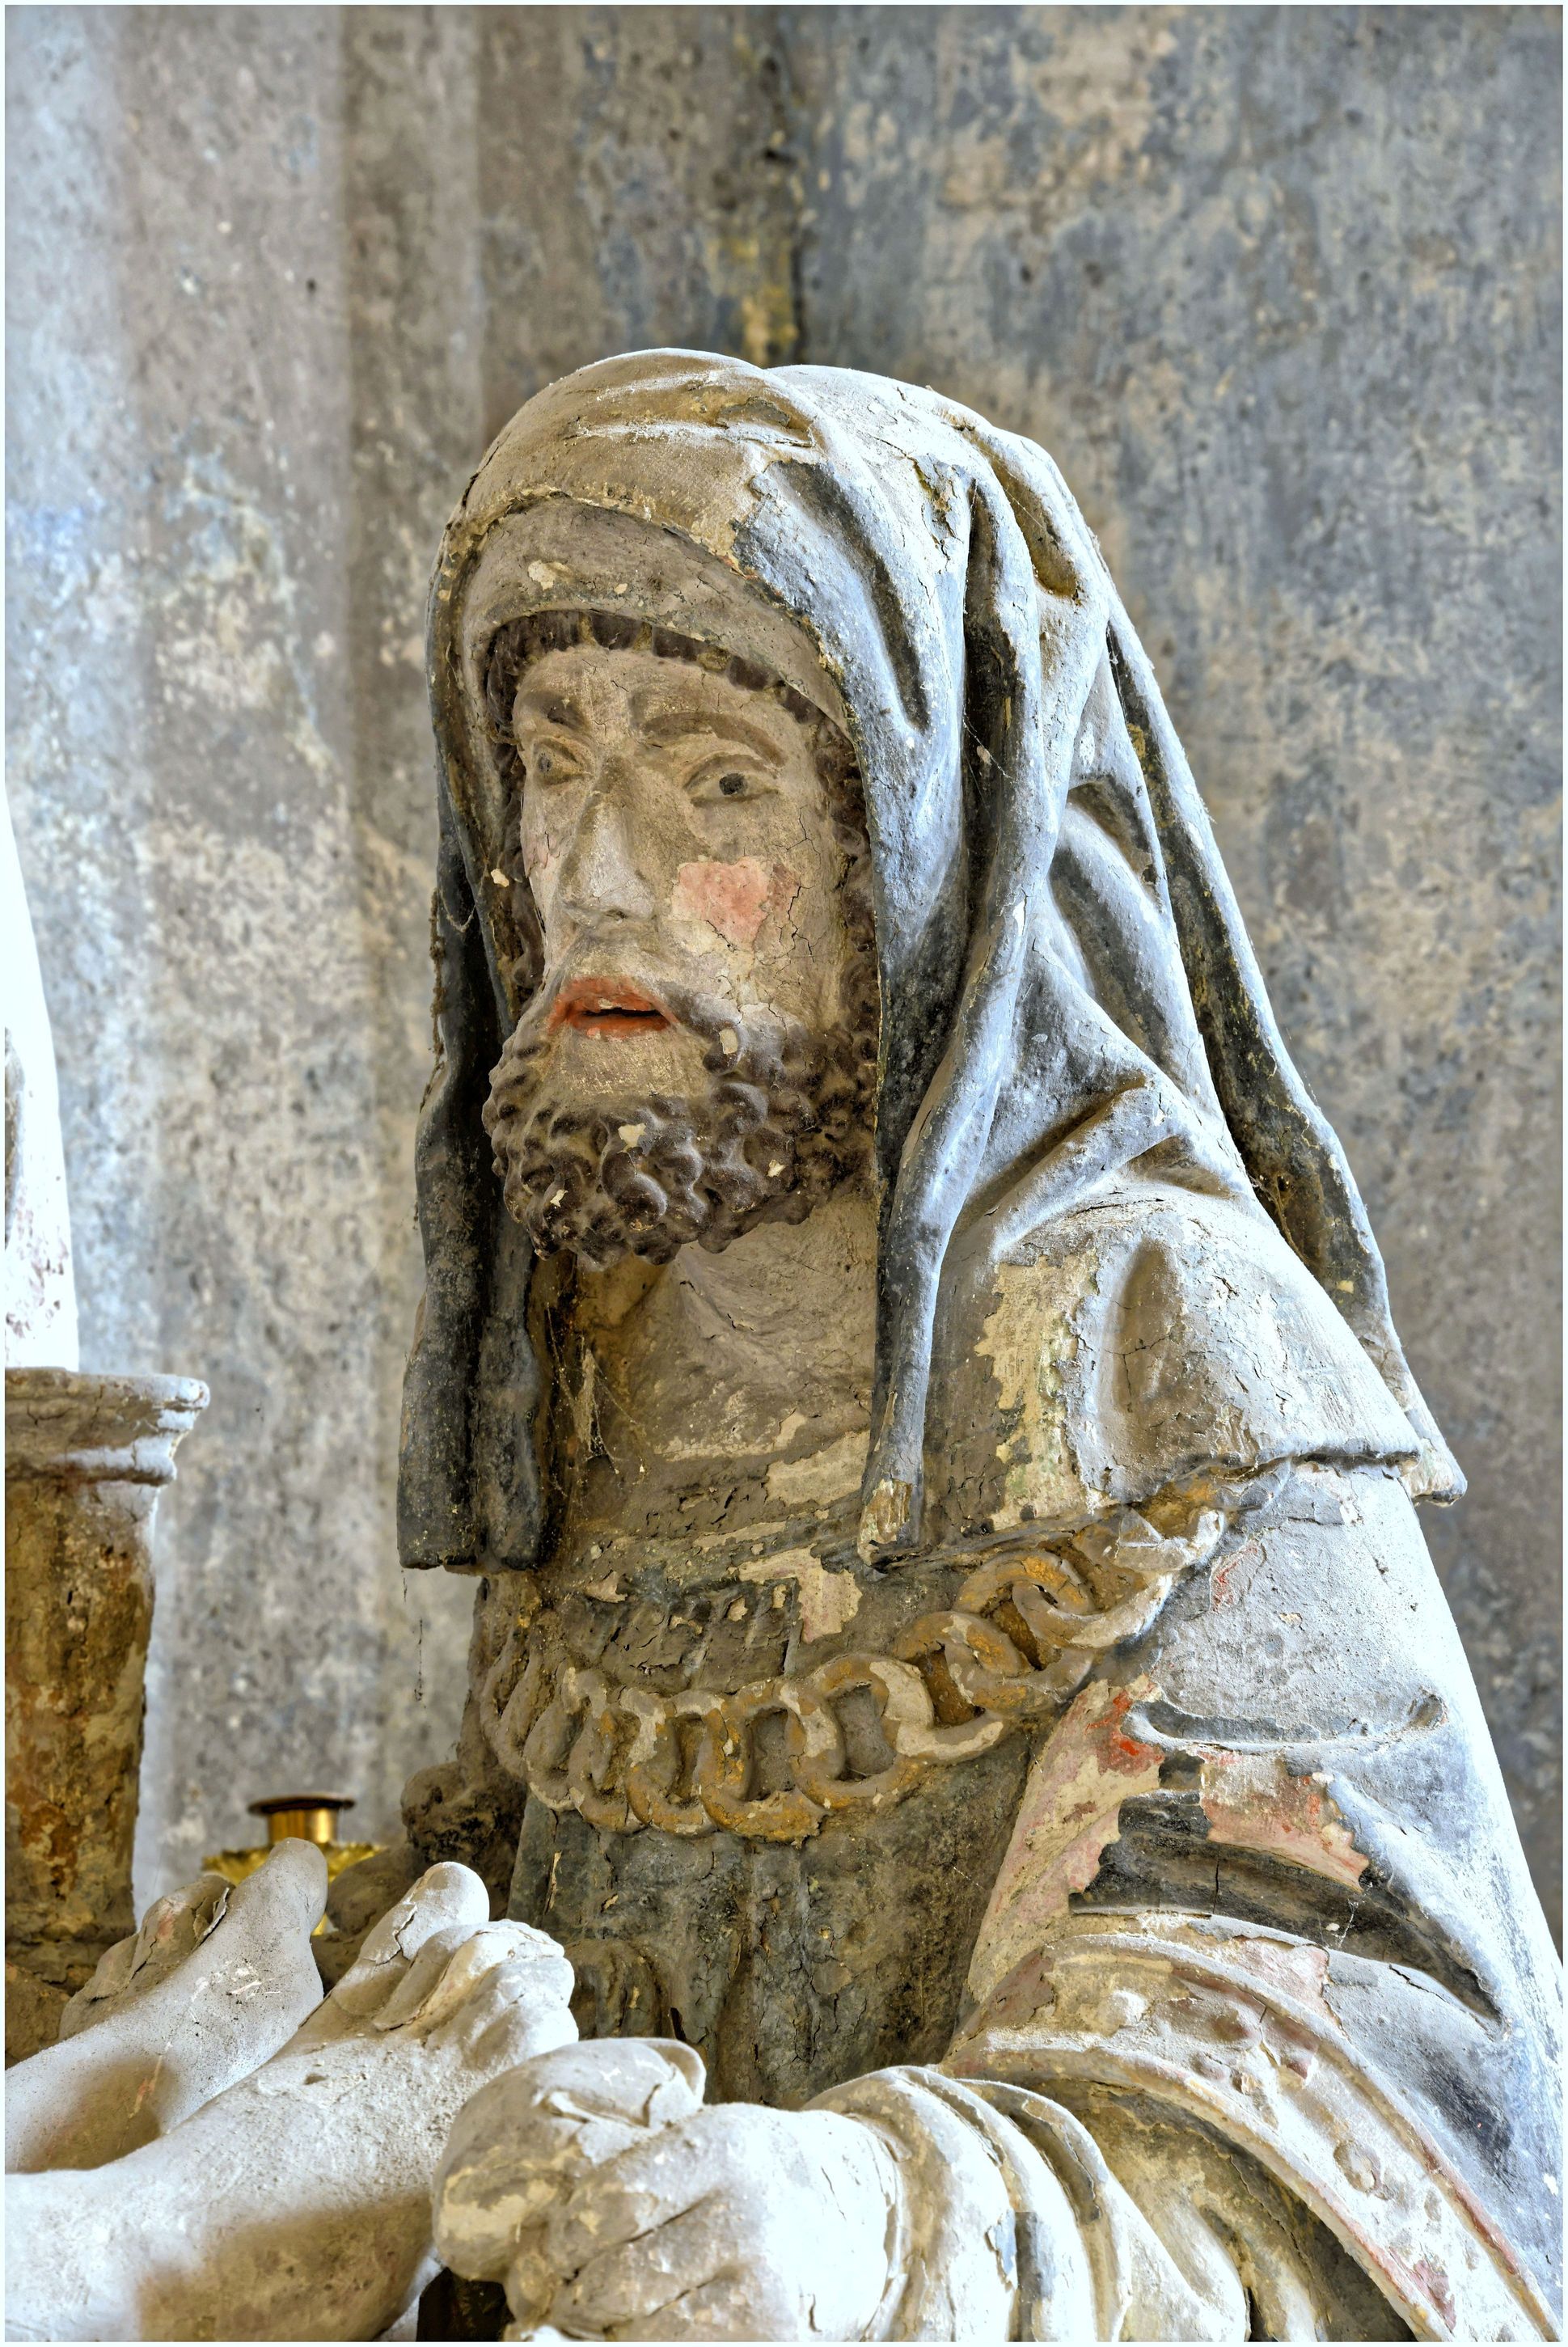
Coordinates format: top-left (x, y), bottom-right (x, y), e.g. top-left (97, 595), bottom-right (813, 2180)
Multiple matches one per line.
top-left (386, 353), bottom-right (1560, 2340)
top-left (3, 354), bottom-right (1557, 2345)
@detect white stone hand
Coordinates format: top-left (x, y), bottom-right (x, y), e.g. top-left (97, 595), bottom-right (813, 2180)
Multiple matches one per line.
top-left (435, 2037), bottom-right (707, 2332)
top-left (534, 2099), bottom-right (901, 2341)
top-left (6, 1838), bottom-right (327, 2174)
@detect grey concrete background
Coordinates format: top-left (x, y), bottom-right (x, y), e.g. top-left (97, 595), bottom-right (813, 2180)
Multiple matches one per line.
top-left (7, 6), bottom-right (1560, 1934)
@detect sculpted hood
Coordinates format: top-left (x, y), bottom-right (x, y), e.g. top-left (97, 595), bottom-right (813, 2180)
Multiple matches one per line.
top-left (402, 349), bottom-right (1458, 1572)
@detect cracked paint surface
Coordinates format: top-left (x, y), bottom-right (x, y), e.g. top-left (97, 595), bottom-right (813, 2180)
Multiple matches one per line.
top-left (966, 1677), bottom-right (1164, 2004)
top-left (974, 1252), bottom-right (1100, 1529)
top-left (1198, 1750), bottom-right (1368, 1892)
top-left (738, 1545), bottom-right (861, 1642)
top-left (672, 856), bottom-right (801, 952)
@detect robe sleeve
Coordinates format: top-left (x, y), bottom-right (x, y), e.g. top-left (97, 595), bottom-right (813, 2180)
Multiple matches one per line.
top-left (812, 2065), bottom-right (1236, 2341)
top-left (813, 1940), bottom-right (1550, 2341)
top-left (809, 1459), bottom-right (1559, 2344)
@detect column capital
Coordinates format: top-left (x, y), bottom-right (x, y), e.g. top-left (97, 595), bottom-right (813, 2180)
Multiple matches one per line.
top-left (5, 1367), bottom-right (209, 1487)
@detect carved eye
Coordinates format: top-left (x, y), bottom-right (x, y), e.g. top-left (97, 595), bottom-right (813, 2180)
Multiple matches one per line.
top-left (689, 761), bottom-right (773, 806)
top-left (530, 744), bottom-right (581, 785)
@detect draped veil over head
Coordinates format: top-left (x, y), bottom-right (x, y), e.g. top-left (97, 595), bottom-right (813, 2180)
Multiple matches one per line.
top-left (399, 349), bottom-right (1459, 1575)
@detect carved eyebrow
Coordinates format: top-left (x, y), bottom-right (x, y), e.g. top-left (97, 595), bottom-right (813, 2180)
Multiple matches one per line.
top-left (515, 684), bottom-right (590, 734)
top-left (635, 703), bottom-right (784, 762)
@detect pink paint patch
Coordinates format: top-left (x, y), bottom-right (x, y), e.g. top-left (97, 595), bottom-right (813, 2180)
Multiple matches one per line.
top-left (1210, 1539), bottom-right (1262, 1607)
top-left (1219, 1935), bottom-right (1334, 2020)
top-left (1410, 2260), bottom-right (1457, 2332)
top-left (673, 856), bottom-right (774, 947)
top-left (1199, 1752), bottom-right (1367, 1889)
top-left (966, 1679), bottom-right (1166, 2005)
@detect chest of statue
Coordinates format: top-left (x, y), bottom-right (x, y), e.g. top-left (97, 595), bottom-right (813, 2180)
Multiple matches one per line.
top-left (478, 1452), bottom-right (1239, 2104)
top-left (509, 1731), bottom-right (1033, 2107)
top-left (489, 1529), bottom-right (1069, 2103)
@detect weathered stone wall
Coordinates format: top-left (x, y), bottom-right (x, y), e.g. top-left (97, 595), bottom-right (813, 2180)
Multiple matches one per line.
top-left (9, 6), bottom-right (1559, 1930)
top-left (6, 6), bottom-right (482, 1893)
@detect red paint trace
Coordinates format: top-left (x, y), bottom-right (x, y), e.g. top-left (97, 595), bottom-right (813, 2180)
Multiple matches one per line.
top-left (1086, 1683), bottom-right (1166, 1776)
top-left (548, 978), bottom-right (672, 1038)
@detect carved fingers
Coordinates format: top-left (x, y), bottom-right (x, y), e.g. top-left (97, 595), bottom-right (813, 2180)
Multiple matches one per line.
top-left (303, 1863), bottom-right (574, 2062)
top-left (57, 1870), bottom-right (235, 2038)
top-left (534, 2104), bottom-right (900, 2343)
top-left (434, 2039), bottom-right (707, 2330)
top-left (371, 1921), bottom-right (573, 2045)
top-left (436, 2058), bottom-right (899, 2342)
top-left (326, 1859), bottom-right (492, 2022)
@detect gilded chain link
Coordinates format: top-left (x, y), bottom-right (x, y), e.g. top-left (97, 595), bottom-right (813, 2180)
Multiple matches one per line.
top-left (480, 1505), bottom-right (1225, 1842)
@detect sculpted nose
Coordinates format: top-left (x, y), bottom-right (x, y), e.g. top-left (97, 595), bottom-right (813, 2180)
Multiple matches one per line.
top-left (556, 789), bottom-right (657, 924)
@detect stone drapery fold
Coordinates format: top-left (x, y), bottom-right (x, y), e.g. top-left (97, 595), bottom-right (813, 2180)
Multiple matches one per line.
top-left (402, 350), bottom-right (1459, 1576)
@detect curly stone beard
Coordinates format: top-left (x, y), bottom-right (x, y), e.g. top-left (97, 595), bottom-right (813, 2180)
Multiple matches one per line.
top-left (484, 985), bottom-right (874, 1271)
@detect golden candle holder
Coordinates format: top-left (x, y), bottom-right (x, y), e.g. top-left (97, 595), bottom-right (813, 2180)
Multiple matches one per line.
top-left (204, 1794), bottom-right (380, 1930)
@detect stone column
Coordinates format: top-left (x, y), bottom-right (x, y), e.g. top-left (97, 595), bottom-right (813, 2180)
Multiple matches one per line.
top-left (5, 1365), bottom-right (207, 2062)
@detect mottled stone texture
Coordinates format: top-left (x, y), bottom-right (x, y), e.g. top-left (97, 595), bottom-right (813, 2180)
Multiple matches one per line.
top-left (8, 7), bottom-right (1558, 1929)
top-left (5, 1369), bottom-right (206, 2062)
top-left (5, 7), bottom-right (482, 1897)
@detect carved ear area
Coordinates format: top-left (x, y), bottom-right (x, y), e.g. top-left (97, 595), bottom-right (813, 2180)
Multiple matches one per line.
top-left (858, 1476), bottom-right (917, 1563)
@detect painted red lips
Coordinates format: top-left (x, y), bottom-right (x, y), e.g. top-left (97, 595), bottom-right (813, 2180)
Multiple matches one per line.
top-left (548, 977), bottom-right (673, 1038)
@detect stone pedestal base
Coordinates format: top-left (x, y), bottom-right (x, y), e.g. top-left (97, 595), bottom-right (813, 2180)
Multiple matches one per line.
top-left (5, 1366), bottom-right (207, 2062)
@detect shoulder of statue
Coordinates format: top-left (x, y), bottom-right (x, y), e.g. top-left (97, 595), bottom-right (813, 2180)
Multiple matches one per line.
top-left (927, 1182), bottom-right (1421, 1541)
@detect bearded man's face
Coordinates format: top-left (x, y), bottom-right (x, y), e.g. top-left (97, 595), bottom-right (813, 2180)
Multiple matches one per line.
top-left (481, 624), bottom-right (877, 1268)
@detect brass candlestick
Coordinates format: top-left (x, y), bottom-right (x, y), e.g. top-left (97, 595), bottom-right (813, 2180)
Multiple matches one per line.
top-left (204, 1794), bottom-right (380, 1922)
